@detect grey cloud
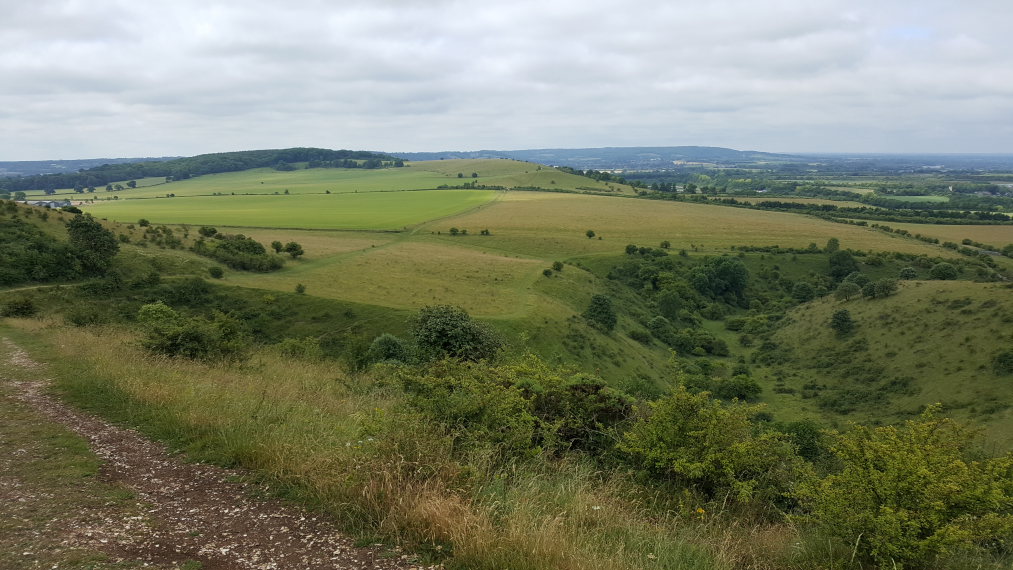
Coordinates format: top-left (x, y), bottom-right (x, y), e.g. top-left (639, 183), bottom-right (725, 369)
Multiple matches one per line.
top-left (1, 0), bottom-right (1012, 159)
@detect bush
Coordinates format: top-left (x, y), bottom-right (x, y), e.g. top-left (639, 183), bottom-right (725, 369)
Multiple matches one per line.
top-left (619, 387), bottom-right (805, 502)
top-left (794, 407), bottom-right (1013, 568)
top-left (583, 294), bottom-right (617, 331)
top-left (208, 266), bottom-right (224, 279)
top-left (409, 305), bottom-right (502, 362)
top-left (711, 374), bottom-right (762, 401)
top-left (366, 333), bottom-right (412, 365)
top-left (399, 361), bottom-right (536, 458)
top-left (0, 297), bottom-right (38, 317)
top-left (830, 309), bottom-right (855, 335)
top-left (899, 266), bottom-right (918, 279)
top-left (930, 262), bottom-right (959, 280)
top-left (137, 302), bottom-right (247, 361)
top-left (277, 337), bottom-right (323, 360)
top-left (994, 349), bottom-right (1013, 375)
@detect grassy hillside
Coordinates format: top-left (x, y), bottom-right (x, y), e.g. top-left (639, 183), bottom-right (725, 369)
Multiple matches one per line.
top-left (758, 280), bottom-right (1013, 445)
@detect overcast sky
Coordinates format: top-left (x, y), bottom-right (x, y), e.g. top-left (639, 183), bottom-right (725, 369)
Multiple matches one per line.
top-left (2, 0), bottom-right (1012, 160)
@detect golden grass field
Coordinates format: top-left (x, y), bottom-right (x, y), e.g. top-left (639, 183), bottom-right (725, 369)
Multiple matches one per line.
top-left (885, 222), bottom-right (1013, 248)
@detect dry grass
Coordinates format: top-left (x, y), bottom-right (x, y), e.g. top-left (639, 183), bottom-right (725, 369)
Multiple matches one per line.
top-left (884, 223), bottom-right (1013, 248)
top-left (434, 192), bottom-right (958, 259)
top-left (7, 321), bottom-right (813, 570)
top-left (228, 241), bottom-right (543, 316)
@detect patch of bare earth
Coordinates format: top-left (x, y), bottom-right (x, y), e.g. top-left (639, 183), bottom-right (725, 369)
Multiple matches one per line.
top-left (2, 338), bottom-right (436, 570)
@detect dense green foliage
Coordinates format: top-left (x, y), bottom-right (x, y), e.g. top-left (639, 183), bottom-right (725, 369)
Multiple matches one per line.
top-left (191, 232), bottom-right (284, 272)
top-left (137, 300), bottom-right (248, 361)
top-left (0, 204), bottom-right (119, 285)
top-left (408, 304), bottom-right (502, 362)
top-left (796, 407), bottom-right (1013, 568)
top-left (620, 387), bottom-right (805, 502)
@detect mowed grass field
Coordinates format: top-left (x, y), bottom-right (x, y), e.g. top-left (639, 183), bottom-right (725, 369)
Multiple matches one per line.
top-left (86, 190), bottom-right (497, 230)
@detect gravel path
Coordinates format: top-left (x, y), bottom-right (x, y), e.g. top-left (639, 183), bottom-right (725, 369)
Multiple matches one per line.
top-left (3, 338), bottom-right (435, 570)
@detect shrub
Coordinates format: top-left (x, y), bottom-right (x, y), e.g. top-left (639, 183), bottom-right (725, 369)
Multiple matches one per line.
top-left (583, 294), bottom-right (617, 331)
top-left (409, 305), bottom-right (502, 362)
top-left (399, 361), bottom-right (537, 458)
top-left (620, 387), bottom-right (804, 502)
top-left (277, 337), bottom-right (323, 360)
top-left (994, 350), bottom-right (1013, 375)
top-left (711, 374), bottom-right (762, 401)
top-left (366, 333), bottom-right (412, 364)
top-left (208, 266), bottom-right (224, 279)
top-left (137, 302), bottom-right (247, 361)
top-left (551, 261), bottom-right (563, 272)
top-left (794, 407), bottom-right (1013, 568)
top-left (899, 266), bottom-right (918, 279)
top-left (1, 297), bottom-right (38, 317)
top-left (830, 309), bottom-right (855, 335)
top-left (930, 262), bottom-right (959, 280)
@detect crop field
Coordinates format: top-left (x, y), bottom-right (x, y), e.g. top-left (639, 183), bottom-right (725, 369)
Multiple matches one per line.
top-left (885, 222), bottom-right (1013, 248)
top-left (85, 189), bottom-right (497, 230)
top-left (431, 191), bottom-right (960, 259)
top-left (884, 195), bottom-right (950, 203)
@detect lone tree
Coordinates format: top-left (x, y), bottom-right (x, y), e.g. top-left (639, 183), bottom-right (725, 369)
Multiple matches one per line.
top-left (270, 240), bottom-right (283, 254)
top-left (586, 229), bottom-right (596, 239)
top-left (584, 294), bottom-right (617, 331)
top-left (930, 262), bottom-right (958, 280)
top-left (283, 241), bottom-right (304, 259)
top-left (66, 213), bottom-right (119, 275)
top-left (830, 309), bottom-right (855, 336)
top-left (834, 281), bottom-right (861, 301)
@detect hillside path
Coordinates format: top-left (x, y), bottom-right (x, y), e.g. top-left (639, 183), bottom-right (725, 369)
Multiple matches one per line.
top-left (1, 337), bottom-right (434, 570)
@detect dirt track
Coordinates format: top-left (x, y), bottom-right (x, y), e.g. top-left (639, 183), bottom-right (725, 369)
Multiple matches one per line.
top-left (2, 338), bottom-right (434, 570)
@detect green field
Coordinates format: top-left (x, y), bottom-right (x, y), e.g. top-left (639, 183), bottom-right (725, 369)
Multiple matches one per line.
top-left (27, 159), bottom-right (633, 200)
top-left (882, 194), bottom-right (950, 203)
top-left (86, 189), bottom-right (497, 230)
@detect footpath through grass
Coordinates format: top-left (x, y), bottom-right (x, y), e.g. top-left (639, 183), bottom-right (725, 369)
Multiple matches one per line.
top-left (0, 320), bottom-right (758, 570)
top-left (0, 337), bottom-right (159, 569)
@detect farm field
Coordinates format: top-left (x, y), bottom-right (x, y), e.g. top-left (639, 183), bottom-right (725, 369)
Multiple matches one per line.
top-left (884, 195), bottom-right (950, 203)
top-left (885, 222), bottom-right (1013, 248)
top-left (85, 189), bottom-right (497, 230)
top-left (29, 159), bottom-right (630, 200)
top-left (430, 191), bottom-right (959, 259)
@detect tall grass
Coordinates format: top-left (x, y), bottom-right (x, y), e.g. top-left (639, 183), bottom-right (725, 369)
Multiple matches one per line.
top-left (7, 319), bottom-right (860, 569)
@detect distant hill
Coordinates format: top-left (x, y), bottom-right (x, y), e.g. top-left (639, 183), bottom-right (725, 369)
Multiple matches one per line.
top-left (393, 147), bottom-right (1013, 172)
top-left (0, 157), bottom-right (179, 178)
top-left (393, 146), bottom-right (802, 169)
top-left (0, 148), bottom-right (396, 193)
